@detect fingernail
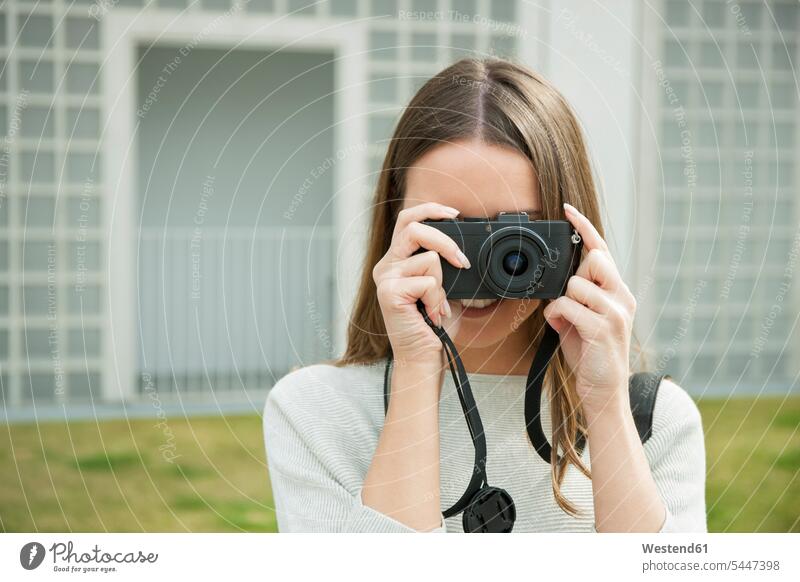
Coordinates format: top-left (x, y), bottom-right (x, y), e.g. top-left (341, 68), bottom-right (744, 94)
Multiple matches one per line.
top-left (457, 251), bottom-right (471, 269)
top-left (443, 300), bottom-right (452, 319)
top-left (563, 202), bottom-right (577, 215)
top-left (443, 206), bottom-right (460, 216)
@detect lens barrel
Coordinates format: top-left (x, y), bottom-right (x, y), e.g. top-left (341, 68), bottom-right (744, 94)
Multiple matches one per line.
top-left (478, 226), bottom-right (547, 298)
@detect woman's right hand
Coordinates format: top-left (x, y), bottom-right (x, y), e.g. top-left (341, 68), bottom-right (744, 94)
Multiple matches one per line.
top-left (372, 202), bottom-right (471, 366)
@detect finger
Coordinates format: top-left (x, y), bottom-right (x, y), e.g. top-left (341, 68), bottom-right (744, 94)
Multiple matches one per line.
top-left (383, 250), bottom-right (443, 287)
top-left (543, 296), bottom-right (602, 338)
top-left (392, 275), bottom-right (444, 326)
top-left (393, 202), bottom-right (459, 237)
top-left (573, 248), bottom-right (621, 290)
top-left (565, 275), bottom-right (615, 315)
top-left (391, 222), bottom-right (469, 269)
top-left (563, 203), bottom-right (609, 254)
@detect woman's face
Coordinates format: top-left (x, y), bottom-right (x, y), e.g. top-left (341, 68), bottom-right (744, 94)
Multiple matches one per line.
top-left (402, 138), bottom-right (543, 351)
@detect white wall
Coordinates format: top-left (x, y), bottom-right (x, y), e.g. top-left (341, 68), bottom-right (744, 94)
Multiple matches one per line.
top-left (525, 0), bottom-right (641, 280)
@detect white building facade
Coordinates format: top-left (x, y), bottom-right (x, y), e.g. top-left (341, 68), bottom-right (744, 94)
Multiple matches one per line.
top-left (0, 0), bottom-right (796, 419)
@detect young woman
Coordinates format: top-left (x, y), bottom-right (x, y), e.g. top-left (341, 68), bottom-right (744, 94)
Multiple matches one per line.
top-left (263, 58), bottom-right (706, 533)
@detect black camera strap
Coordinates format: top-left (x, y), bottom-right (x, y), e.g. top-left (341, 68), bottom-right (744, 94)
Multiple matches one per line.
top-left (384, 303), bottom-right (490, 517)
top-left (384, 300), bottom-right (516, 531)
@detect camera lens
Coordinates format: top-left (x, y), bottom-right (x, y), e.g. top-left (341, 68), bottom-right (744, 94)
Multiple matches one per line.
top-left (502, 251), bottom-right (528, 276)
top-left (478, 226), bottom-right (548, 298)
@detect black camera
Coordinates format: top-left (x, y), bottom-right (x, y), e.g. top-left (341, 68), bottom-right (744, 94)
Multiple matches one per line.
top-left (419, 212), bottom-right (582, 299)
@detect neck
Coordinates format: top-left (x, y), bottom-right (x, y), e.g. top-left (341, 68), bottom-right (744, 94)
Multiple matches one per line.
top-left (454, 325), bottom-right (538, 376)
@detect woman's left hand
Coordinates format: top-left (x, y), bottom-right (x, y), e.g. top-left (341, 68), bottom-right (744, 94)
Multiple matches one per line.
top-left (542, 202), bottom-right (637, 420)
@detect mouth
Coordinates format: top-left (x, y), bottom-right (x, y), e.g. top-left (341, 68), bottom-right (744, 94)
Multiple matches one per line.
top-left (455, 298), bottom-right (501, 318)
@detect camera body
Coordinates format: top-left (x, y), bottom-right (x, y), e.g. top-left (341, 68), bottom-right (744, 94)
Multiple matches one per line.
top-left (419, 212), bottom-right (582, 299)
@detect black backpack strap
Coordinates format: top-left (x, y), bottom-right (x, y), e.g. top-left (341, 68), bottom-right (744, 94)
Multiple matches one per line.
top-left (627, 372), bottom-right (667, 444)
top-left (527, 370), bottom-right (667, 465)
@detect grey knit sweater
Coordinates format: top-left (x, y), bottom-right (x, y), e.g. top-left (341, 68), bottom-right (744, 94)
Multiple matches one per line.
top-left (262, 362), bottom-right (707, 532)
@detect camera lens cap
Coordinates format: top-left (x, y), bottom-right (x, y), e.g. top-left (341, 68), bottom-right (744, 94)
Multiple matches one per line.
top-left (462, 486), bottom-right (516, 533)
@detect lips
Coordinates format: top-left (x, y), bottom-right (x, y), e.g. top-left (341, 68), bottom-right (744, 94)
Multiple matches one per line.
top-left (455, 298), bottom-right (502, 318)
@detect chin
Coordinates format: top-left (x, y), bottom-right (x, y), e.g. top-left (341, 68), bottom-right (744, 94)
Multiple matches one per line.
top-left (449, 297), bottom-right (539, 349)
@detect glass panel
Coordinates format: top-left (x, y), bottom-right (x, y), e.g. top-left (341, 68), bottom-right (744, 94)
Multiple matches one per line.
top-left (0, 330), bottom-right (7, 360)
top-left (769, 80), bottom-right (793, 109)
top-left (662, 159), bottom-right (685, 187)
top-left (661, 116), bottom-right (682, 147)
top-left (21, 151), bottom-right (55, 184)
top-left (490, 34), bottom-right (516, 58)
top-left (22, 196), bottom-right (56, 227)
top-left (22, 373), bottom-right (56, 402)
top-left (668, 80), bottom-right (689, 106)
top-left (369, 114), bottom-right (396, 143)
top-left (68, 328), bottom-right (101, 357)
top-left (287, 0), bottom-right (316, 14)
top-left (158, 0), bottom-right (190, 8)
top-left (65, 17), bottom-right (99, 49)
top-left (71, 240), bottom-right (101, 271)
top-left (370, 0), bottom-right (397, 18)
top-left (490, 0), bottom-right (516, 22)
top-left (369, 30), bottom-right (397, 61)
top-left (21, 106), bottom-right (54, 138)
top-left (411, 32), bottom-right (437, 61)
top-left (70, 284), bottom-right (100, 314)
top-left (66, 152), bottom-right (99, 184)
top-left (701, 1), bottom-right (726, 28)
top-left (772, 42), bottom-right (794, 71)
top-left (657, 239), bottom-right (684, 263)
top-left (368, 73), bottom-right (397, 103)
top-left (68, 371), bottom-right (100, 401)
top-left (23, 285), bottom-right (51, 315)
top-left (736, 41), bottom-right (759, 69)
top-left (200, 0), bottom-right (231, 9)
top-left (696, 120), bottom-right (719, 147)
top-left (697, 160), bottom-right (720, 186)
top-left (665, 0), bottom-right (690, 26)
top-left (699, 41), bottom-right (724, 68)
top-left (19, 60), bottom-right (54, 93)
top-left (329, 0), bottom-right (356, 17)
top-left (23, 328), bottom-right (50, 358)
top-left (664, 39), bottom-right (688, 67)
top-left (66, 107), bottom-right (101, 139)
top-left (411, 0), bottom-right (438, 12)
top-left (451, 0), bottom-right (477, 18)
top-left (777, 159), bottom-right (794, 187)
top-left (773, 2), bottom-right (798, 31)
top-left (700, 80), bottom-right (724, 107)
top-left (22, 239), bottom-right (55, 271)
top-left (736, 80), bottom-right (760, 109)
top-left (65, 62), bottom-right (100, 96)
top-left (663, 199), bottom-right (685, 225)
top-left (17, 14), bottom-right (53, 48)
top-left (65, 196), bottom-right (101, 228)
top-left (737, 3), bottom-right (761, 30)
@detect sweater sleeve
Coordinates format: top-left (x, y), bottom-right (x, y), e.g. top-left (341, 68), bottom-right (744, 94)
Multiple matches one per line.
top-left (589, 378), bottom-right (707, 533)
top-left (644, 378), bottom-right (708, 533)
top-left (263, 370), bottom-right (447, 533)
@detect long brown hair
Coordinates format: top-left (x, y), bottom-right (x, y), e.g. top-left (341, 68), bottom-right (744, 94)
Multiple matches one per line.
top-left (334, 57), bottom-right (604, 516)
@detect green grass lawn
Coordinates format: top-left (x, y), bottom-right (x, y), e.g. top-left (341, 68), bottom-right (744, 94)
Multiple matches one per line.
top-left (1, 396), bottom-right (798, 532)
